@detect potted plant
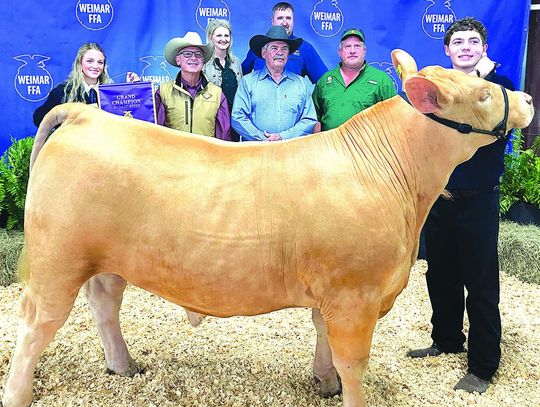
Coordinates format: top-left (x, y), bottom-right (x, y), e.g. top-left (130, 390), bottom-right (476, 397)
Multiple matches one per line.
top-left (499, 129), bottom-right (540, 226)
top-left (0, 137), bottom-right (34, 230)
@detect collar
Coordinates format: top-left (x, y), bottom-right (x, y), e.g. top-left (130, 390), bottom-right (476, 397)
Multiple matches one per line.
top-left (337, 61), bottom-right (367, 85)
top-left (400, 85), bottom-right (510, 140)
top-left (214, 56), bottom-right (229, 69)
top-left (175, 72), bottom-right (206, 90)
top-left (258, 66), bottom-right (291, 81)
top-left (83, 81), bottom-right (96, 94)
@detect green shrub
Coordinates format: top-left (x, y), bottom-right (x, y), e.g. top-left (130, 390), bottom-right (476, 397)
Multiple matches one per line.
top-left (0, 137), bottom-right (34, 230)
top-left (532, 134), bottom-right (540, 155)
top-left (499, 129), bottom-right (540, 215)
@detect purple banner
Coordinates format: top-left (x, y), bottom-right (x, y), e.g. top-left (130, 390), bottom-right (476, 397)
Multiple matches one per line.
top-left (98, 81), bottom-right (156, 124)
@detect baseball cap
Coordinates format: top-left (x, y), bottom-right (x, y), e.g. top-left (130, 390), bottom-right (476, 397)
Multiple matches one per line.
top-left (341, 28), bottom-right (365, 42)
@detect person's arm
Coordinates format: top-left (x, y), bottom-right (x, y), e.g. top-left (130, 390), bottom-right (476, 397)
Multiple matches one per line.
top-left (154, 88), bottom-right (166, 126)
top-left (241, 49), bottom-right (257, 75)
top-left (33, 84), bottom-right (64, 127)
top-left (126, 72), bottom-right (140, 82)
top-left (231, 55), bottom-right (243, 81)
top-left (231, 77), bottom-right (265, 141)
top-left (215, 92), bottom-right (232, 141)
top-left (278, 91), bottom-right (318, 140)
top-left (472, 54), bottom-right (496, 78)
top-left (302, 42), bottom-right (328, 84)
top-left (311, 82), bottom-right (324, 133)
top-left (312, 81), bottom-right (323, 121)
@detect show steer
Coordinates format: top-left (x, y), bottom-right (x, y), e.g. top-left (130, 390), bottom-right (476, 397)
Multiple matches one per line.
top-left (2, 50), bottom-right (534, 407)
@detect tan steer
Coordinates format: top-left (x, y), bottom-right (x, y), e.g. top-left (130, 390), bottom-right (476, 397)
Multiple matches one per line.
top-left (1, 50), bottom-right (534, 407)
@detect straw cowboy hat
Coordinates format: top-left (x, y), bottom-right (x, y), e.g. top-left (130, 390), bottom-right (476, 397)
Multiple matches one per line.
top-left (249, 25), bottom-right (303, 58)
top-left (164, 31), bottom-right (213, 66)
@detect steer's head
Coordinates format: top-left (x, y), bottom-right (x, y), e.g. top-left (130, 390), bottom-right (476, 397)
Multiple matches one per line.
top-left (391, 49), bottom-right (534, 134)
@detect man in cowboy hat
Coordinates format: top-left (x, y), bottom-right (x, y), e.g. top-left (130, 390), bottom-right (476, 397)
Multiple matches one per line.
top-left (231, 25), bottom-right (317, 141)
top-left (241, 2), bottom-right (327, 84)
top-left (312, 28), bottom-right (396, 132)
top-left (155, 31), bottom-right (231, 140)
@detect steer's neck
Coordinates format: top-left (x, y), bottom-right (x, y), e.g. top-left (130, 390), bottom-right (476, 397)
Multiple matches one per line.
top-left (341, 96), bottom-right (491, 233)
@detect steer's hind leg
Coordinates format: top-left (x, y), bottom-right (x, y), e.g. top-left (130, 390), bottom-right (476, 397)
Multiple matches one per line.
top-left (2, 281), bottom-right (81, 407)
top-left (311, 308), bottom-right (341, 397)
top-left (323, 305), bottom-right (380, 407)
top-left (83, 274), bottom-right (139, 376)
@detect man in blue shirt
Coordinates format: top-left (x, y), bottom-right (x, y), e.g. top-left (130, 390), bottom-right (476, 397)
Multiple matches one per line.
top-left (241, 2), bottom-right (328, 84)
top-left (232, 26), bottom-right (317, 141)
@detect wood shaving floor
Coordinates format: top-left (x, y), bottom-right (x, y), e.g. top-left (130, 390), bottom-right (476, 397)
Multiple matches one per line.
top-left (1, 260), bottom-right (539, 406)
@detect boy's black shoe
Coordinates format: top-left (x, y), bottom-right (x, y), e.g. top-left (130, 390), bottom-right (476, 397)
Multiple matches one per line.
top-left (407, 343), bottom-right (465, 358)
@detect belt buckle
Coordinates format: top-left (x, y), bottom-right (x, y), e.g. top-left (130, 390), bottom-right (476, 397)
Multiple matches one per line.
top-left (441, 189), bottom-right (454, 201)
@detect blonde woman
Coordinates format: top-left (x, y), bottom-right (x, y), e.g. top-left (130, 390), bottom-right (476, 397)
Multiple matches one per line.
top-left (33, 43), bottom-right (112, 126)
top-left (204, 19), bottom-right (242, 140)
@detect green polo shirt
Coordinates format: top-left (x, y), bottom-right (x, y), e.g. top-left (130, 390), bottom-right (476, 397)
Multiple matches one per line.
top-left (312, 63), bottom-right (397, 131)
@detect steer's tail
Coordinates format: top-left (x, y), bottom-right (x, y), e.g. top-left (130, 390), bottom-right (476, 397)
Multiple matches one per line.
top-left (30, 103), bottom-right (86, 171)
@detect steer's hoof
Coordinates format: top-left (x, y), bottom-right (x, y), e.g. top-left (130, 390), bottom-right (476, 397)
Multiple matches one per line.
top-left (186, 310), bottom-right (206, 327)
top-left (106, 359), bottom-right (143, 377)
top-left (314, 374), bottom-right (342, 397)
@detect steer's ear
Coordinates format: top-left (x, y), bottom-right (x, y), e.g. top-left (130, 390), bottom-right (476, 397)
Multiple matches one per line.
top-left (404, 76), bottom-right (450, 114)
top-left (391, 49), bottom-right (418, 82)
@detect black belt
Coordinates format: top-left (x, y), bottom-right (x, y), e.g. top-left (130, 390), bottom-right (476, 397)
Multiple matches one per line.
top-left (445, 189), bottom-right (482, 200)
top-left (443, 186), bottom-right (498, 200)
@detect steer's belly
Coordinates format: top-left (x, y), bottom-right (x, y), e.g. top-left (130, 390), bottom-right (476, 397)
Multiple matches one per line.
top-left (124, 266), bottom-right (316, 317)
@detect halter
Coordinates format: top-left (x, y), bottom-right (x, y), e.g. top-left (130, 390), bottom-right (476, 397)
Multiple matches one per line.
top-left (401, 84), bottom-right (510, 140)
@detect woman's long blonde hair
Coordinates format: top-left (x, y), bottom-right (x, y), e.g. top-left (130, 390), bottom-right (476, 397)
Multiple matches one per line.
top-left (64, 42), bottom-right (111, 103)
top-left (206, 19), bottom-right (234, 60)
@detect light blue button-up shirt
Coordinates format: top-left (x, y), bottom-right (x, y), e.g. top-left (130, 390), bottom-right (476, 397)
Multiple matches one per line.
top-left (231, 67), bottom-right (317, 141)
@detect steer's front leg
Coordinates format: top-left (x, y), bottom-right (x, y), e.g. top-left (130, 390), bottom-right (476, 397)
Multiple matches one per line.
top-left (323, 303), bottom-right (379, 407)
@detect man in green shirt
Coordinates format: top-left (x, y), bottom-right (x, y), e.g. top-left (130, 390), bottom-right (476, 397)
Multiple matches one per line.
top-left (312, 28), bottom-right (396, 131)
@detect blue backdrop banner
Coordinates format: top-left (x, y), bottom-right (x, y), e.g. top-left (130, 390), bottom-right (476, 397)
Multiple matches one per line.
top-left (1, 0), bottom-right (531, 154)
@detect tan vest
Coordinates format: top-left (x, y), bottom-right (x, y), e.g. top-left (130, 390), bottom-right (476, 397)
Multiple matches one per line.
top-left (159, 78), bottom-right (222, 136)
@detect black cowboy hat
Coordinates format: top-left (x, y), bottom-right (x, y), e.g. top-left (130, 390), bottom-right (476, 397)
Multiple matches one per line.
top-left (249, 25), bottom-right (303, 58)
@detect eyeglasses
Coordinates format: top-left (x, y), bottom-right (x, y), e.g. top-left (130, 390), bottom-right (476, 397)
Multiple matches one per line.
top-left (178, 50), bottom-right (204, 59)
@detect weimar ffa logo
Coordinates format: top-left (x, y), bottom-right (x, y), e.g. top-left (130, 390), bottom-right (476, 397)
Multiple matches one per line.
top-left (196, 0), bottom-right (230, 31)
top-left (14, 55), bottom-right (54, 102)
top-left (76, 0), bottom-right (114, 31)
top-left (310, 0), bottom-right (344, 37)
top-left (422, 0), bottom-right (456, 39)
top-left (139, 56), bottom-right (172, 87)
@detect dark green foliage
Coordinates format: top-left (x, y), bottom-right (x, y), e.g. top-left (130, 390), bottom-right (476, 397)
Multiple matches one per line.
top-left (0, 137), bottom-right (34, 230)
top-left (500, 129), bottom-right (540, 215)
top-left (532, 134), bottom-right (540, 155)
